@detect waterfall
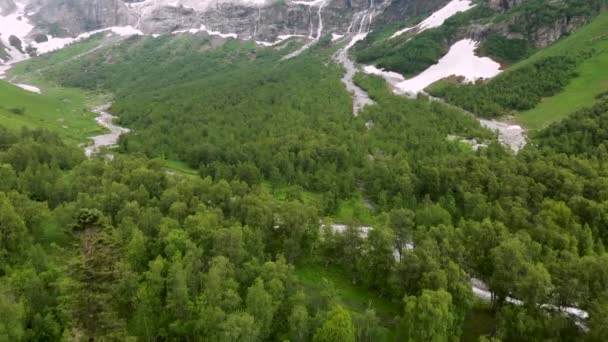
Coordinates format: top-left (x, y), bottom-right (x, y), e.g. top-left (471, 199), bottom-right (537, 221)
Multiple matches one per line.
top-left (282, 0), bottom-right (327, 60)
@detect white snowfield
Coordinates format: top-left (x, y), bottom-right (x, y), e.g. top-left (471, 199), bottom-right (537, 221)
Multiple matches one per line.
top-left (292, 0), bottom-right (325, 6)
top-left (0, 0), bottom-right (144, 62)
top-left (15, 83), bottom-right (40, 93)
top-left (391, 39), bottom-right (502, 95)
top-left (0, 1), bottom-right (34, 62)
top-left (363, 65), bottom-right (406, 85)
top-left (172, 24), bottom-right (238, 39)
top-left (331, 33), bottom-right (344, 41)
top-left (390, 0), bottom-right (475, 39)
top-left (256, 34), bottom-right (307, 46)
top-left (33, 26), bottom-right (143, 55)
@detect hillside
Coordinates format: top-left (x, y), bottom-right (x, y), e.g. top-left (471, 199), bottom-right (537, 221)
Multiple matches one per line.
top-left (0, 80), bottom-right (104, 145)
top-left (353, 0), bottom-right (604, 76)
top-left (428, 8), bottom-right (608, 130)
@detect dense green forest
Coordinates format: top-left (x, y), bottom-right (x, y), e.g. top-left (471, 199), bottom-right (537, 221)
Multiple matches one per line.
top-left (2, 15), bottom-right (608, 341)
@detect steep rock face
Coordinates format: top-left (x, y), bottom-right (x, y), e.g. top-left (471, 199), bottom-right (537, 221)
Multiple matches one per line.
top-left (31, 0), bottom-right (130, 36)
top-left (0, 0), bottom-right (16, 15)
top-left (135, 4), bottom-right (199, 33)
top-left (2, 0), bottom-right (434, 45)
top-left (530, 16), bottom-right (589, 47)
top-left (480, 0), bottom-right (599, 48)
top-left (132, 0), bottom-right (392, 42)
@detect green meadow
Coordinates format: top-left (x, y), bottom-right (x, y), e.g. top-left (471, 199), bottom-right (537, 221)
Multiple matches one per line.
top-left (514, 11), bottom-right (608, 130)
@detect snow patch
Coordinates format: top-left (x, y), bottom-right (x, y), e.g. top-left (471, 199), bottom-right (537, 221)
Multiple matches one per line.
top-left (15, 83), bottom-right (40, 93)
top-left (362, 65), bottom-right (406, 83)
top-left (0, 2), bottom-right (34, 41)
top-left (256, 34), bottom-right (306, 46)
top-left (292, 0), bottom-right (325, 5)
top-left (331, 33), bottom-right (344, 41)
top-left (393, 39), bottom-right (501, 94)
top-left (31, 26), bottom-right (143, 55)
top-left (0, 1), bottom-right (34, 61)
top-left (172, 24), bottom-right (238, 39)
top-left (390, 0), bottom-right (475, 39)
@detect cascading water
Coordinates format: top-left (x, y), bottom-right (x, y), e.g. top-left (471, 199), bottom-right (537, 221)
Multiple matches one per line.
top-left (282, 0), bottom-right (327, 60)
top-left (335, 0), bottom-right (387, 115)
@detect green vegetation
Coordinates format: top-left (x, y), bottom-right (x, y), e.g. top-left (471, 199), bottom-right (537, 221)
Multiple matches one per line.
top-left (461, 303), bottom-right (496, 342)
top-left (8, 34), bottom-right (105, 77)
top-left (353, 5), bottom-right (496, 76)
top-left (432, 9), bottom-right (608, 128)
top-left (477, 34), bottom-right (531, 65)
top-left (295, 261), bottom-right (400, 321)
top-left (429, 55), bottom-right (581, 117)
top-left (0, 80), bottom-right (104, 145)
top-left (354, 0), bottom-right (604, 77)
top-left (515, 10), bottom-right (608, 129)
top-left (3, 24), bottom-right (608, 341)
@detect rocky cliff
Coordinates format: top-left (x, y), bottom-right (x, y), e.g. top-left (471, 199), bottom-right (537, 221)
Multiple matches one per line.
top-left (481, 0), bottom-right (601, 47)
top-left (0, 0), bottom-right (602, 64)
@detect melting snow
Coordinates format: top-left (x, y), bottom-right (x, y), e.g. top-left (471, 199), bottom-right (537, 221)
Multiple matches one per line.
top-left (172, 25), bottom-right (237, 39)
top-left (331, 33), bottom-right (344, 41)
top-left (390, 0), bottom-right (475, 39)
top-left (31, 26), bottom-right (143, 55)
top-left (292, 0), bottom-right (325, 5)
top-left (0, 1), bottom-right (33, 61)
top-left (256, 34), bottom-right (306, 46)
top-left (0, 2), bottom-right (34, 40)
top-left (362, 65), bottom-right (406, 83)
top-left (393, 39), bottom-right (501, 94)
top-left (15, 83), bottom-right (40, 93)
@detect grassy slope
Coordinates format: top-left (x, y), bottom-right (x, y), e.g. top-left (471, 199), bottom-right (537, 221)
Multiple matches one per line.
top-left (8, 35), bottom-right (105, 77)
top-left (514, 11), bottom-right (608, 130)
top-left (1, 35), bottom-right (112, 146)
top-left (0, 80), bottom-right (105, 146)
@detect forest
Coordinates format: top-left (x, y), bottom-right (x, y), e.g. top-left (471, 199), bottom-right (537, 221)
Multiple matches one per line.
top-left (1, 18), bottom-right (608, 342)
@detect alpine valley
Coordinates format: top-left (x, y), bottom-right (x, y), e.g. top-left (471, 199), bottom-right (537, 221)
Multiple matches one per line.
top-left (1, 0), bottom-right (608, 341)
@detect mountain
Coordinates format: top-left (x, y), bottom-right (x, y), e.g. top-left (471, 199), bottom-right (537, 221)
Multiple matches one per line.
top-left (1, 0), bottom-right (601, 67)
top-left (0, 0), bottom-right (397, 63)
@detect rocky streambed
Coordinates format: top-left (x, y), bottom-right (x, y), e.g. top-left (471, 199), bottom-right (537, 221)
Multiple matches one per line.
top-left (84, 104), bottom-right (130, 157)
